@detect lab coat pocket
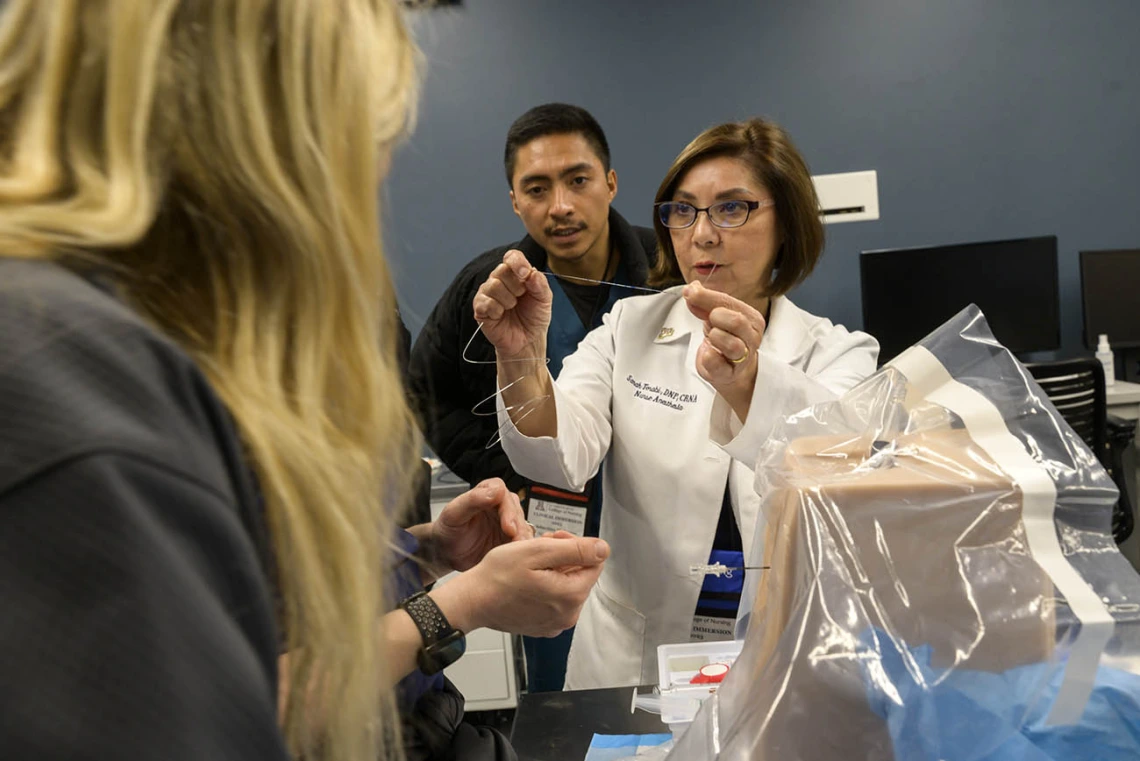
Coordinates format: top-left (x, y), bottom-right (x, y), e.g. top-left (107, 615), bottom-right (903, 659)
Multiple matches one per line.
top-left (564, 580), bottom-right (646, 690)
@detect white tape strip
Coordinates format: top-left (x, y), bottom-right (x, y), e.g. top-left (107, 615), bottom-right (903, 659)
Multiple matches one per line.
top-left (889, 345), bottom-right (1113, 725)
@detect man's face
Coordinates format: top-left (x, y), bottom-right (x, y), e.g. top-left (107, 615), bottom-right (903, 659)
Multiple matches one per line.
top-left (509, 133), bottom-right (617, 265)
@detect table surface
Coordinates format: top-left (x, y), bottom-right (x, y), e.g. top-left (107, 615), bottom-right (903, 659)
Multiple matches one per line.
top-left (1107, 380), bottom-right (1140, 407)
top-left (509, 686), bottom-right (669, 761)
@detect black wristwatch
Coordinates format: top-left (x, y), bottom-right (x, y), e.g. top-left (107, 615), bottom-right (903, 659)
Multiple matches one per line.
top-left (398, 591), bottom-right (467, 675)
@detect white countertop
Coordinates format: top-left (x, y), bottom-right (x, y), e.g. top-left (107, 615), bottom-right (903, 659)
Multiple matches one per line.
top-left (1107, 380), bottom-right (1140, 407)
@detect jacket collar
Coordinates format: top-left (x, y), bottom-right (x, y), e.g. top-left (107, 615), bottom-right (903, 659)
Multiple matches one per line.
top-left (513, 207), bottom-right (653, 284)
top-left (651, 289), bottom-right (814, 366)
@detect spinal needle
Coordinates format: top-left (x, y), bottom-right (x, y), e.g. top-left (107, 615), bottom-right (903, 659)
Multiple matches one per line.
top-left (689, 562), bottom-right (770, 579)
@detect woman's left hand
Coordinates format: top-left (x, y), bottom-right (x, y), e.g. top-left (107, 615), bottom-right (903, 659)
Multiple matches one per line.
top-left (682, 280), bottom-right (767, 421)
top-left (431, 478), bottom-right (535, 572)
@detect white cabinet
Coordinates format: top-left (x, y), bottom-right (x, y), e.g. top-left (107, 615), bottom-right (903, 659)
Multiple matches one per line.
top-left (441, 623), bottom-right (519, 711)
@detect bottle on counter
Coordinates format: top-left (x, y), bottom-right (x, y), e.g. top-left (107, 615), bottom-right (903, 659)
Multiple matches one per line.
top-left (1096, 334), bottom-right (1115, 387)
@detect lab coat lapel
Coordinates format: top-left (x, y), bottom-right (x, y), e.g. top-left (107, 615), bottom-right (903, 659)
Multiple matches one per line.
top-left (758, 296), bottom-right (811, 366)
top-left (650, 289), bottom-right (713, 395)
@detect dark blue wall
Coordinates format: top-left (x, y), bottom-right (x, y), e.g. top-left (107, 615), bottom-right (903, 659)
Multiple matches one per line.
top-left (386, 0), bottom-right (1140, 356)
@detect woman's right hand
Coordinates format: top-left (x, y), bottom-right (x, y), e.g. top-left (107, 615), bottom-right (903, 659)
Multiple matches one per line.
top-left (472, 250), bottom-right (553, 359)
top-left (432, 534), bottom-right (609, 637)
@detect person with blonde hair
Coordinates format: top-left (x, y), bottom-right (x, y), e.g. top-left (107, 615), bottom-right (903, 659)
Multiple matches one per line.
top-left (0, 2), bottom-right (607, 760)
top-left (476, 117), bottom-right (879, 690)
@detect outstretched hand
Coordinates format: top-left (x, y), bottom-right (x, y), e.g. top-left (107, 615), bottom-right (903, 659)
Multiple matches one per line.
top-left (436, 534), bottom-right (610, 636)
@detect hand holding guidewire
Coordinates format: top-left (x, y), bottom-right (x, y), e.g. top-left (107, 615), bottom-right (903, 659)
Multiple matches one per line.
top-left (473, 249), bottom-right (553, 360)
top-left (682, 280), bottom-right (767, 423)
top-left (472, 250), bottom-right (558, 438)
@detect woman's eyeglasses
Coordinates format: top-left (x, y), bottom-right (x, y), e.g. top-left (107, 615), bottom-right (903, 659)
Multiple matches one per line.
top-left (655, 199), bottom-right (773, 229)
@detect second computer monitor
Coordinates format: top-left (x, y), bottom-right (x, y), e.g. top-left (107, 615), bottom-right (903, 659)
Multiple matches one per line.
top-left (1080, 249), bottom-right (1140, 350)
top-left (860, 236), bottom-right (1060, 363)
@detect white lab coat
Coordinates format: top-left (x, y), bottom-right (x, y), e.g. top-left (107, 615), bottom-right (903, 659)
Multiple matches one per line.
top-left (497, 286), bottom-right (879, 689)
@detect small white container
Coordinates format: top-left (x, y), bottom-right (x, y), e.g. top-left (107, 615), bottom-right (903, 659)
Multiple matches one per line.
top-left (655, 640), bottom-right (743, 739)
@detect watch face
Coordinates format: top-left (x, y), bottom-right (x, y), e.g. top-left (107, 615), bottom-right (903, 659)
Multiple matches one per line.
top-left (420, 630), bottom-right (466, 675)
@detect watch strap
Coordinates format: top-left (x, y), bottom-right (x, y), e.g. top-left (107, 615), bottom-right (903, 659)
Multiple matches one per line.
top-left (399, 591), bottom-right (459, 643)
top-left (399, 591), bottom-right (465, 675)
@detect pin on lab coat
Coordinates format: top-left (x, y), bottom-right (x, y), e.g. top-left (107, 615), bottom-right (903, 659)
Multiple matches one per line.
top-left (497, 286), bottom-right (879, 690)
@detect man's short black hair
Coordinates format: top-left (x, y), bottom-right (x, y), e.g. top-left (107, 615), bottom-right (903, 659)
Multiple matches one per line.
top-left (503, 103), bottom-right (611, 187)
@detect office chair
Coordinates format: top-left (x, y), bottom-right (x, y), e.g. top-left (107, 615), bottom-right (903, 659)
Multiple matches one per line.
top-left (1025, 358), bottom-right (1135, 545)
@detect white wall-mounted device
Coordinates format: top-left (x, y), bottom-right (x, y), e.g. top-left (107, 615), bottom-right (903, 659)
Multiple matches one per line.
top-left (812, 170), bottom-right (880, 224)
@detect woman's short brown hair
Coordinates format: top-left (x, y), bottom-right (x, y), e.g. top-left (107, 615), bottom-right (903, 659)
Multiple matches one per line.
top-left (649, 118), bottom-right (824, 296)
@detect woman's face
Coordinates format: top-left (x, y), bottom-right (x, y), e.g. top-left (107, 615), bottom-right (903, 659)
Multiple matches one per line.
top-left (669, 155), bottom-right (780, 306)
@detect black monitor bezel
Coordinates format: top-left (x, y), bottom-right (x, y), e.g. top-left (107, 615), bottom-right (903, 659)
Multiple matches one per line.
top-left (860, 235), bottom-right (1061, 360)
top-left (1080, 248), bottom-right (1140, 350)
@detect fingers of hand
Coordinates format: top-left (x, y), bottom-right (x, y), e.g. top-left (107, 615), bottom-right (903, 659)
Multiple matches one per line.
top-left (684, 296), bottom-right (712, 323)
top-left (524, 268), bottom-right (551, 298)
top-left (681, 279), bottom-right (730, 312)
top-left (683, 281), bottom-right (767, 335)
top-left (530, 535), bottom-right (609, 570)
top-left (523, 567), bottom-right (603, 635)
top-left (446, 479), bottom-right (502, 520)
top-left (472, 290), bottom-right (505, 322)
top-left (708, 305), bottom-right (759, 337)
top-left (502, 249), bottom-right (532, 281)
top-left (704, 326), bottom-right (749, 365)
top-left (704, 306), bottom-right (760, 365)
top-left (495, 489), bottom-right (529, 539)
top-left (473, 258), bottom-right (531, 320)
top-left (695, 343), bottom-right (730, 385)
top-left (479, 543), bottom-right (595, 636)
top-left (547, 558), bottom-right (605, 631)
top-left (685, 280), bottom-right (764, 319)
top-left (492, 259), bottom-right (531, 296)
top-left (563, 559), bottom-right (605, 590)
top-left (481, 275), bottom-right (523, 313)
top-left (476, 477), bottom-right (507, 500)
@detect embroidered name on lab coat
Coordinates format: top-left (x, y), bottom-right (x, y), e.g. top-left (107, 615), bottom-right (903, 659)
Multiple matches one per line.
top-left (626, 374), bottom-right (697, 411)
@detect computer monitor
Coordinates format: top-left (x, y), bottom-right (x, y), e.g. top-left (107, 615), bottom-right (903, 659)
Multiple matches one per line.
top-left (860, 236), bottom-right (1060, 363)
top-left (1080, 249), bottom-right (1140, 349)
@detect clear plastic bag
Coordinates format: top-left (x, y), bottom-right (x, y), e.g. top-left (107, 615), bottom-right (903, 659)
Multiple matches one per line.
top-left (667, 306), bottom-right (1140, 760)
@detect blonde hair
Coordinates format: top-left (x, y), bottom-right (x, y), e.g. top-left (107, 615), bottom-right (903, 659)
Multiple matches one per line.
top-left (0, 1), bottom-right (418, 759)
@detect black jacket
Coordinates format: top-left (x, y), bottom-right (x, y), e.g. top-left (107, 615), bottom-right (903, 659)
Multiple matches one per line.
top-left (0, 260), bottom-right (289, 760)
top-left (0, 260), bottom-right (511, 761)
top-left (408, 208), bottom-right (657, 491)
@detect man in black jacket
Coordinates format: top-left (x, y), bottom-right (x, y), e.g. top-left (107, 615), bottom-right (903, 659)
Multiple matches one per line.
top-left (407, 103), bottom-right (656, 691)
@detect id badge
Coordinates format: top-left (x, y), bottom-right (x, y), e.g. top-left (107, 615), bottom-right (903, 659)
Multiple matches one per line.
top-left (524, 483), bottom-right (592, 537)
top-left (690, 615), bottom-right (735, 642)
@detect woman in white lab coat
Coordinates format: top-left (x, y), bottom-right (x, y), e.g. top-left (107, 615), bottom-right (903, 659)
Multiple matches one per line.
top-left (473, 118), bottom-right (880, 689)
